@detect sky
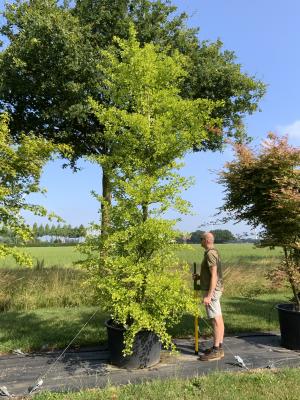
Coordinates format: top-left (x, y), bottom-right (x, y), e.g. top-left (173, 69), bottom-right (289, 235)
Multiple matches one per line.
top-left (1, 0), bottom-right (300, 235)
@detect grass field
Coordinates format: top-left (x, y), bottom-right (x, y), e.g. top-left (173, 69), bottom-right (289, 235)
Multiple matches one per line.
top-left (0, 243), bottom-right (289, 353)
top-left (178, 243), bottom-right (283, 268)
top-left (0, 246), bottom-right (85, 269)
top-left (0, 243), bottom-right (283, 269)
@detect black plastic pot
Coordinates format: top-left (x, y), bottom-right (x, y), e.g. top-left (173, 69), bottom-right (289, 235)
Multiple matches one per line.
top-left (276, 303), bottom-right (300, 350)
top-left (105, 319), bottom-right (161, 369)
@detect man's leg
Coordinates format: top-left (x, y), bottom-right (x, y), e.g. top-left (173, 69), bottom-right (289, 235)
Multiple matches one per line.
top-left (200, 291), bottom-right (224, 361)
top-left (212, 314), bottom-right (224, 347)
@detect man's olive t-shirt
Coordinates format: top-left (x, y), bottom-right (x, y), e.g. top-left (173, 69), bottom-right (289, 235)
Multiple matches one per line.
top-left (200, 248), bottom-right (223, 291)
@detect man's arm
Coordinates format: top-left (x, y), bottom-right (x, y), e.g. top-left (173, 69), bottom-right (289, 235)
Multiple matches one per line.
top-left (203, 265), bottom-right (217, 306)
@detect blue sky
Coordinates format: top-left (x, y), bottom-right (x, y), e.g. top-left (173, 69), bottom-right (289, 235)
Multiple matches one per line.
top-left (2, 0), bottom-right (300, 235)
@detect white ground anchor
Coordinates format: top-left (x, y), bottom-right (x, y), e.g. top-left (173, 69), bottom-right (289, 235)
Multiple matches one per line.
top-left (0, 310), bottom-right (98, 398)
top-left (12, 349), bottom-right (26, 356)
top-left (234, 355), bottom-right (249, 370)
top-left (0, 350), bottom-right (28, 397)
top-left (0, 379), bottom-right (43, 397)
top-left (0, 386), bottom-right (12, 398)
top-left (199, 303), bottom-right (250, 371)
top-left (28, 379), bottom-right (44, 395)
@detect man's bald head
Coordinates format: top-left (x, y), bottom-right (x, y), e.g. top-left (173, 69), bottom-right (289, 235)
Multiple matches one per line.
top-left (201, 232), bottom-right (215, 248)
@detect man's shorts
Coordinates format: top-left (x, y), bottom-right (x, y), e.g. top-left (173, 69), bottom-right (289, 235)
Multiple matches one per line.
top-left (205, 290), bottom-right (222, 319)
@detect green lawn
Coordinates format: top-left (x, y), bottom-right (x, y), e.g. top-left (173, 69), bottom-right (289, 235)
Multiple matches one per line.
top-left (0, 306), bottom-right (106, 353)
top-left (0, 246), bottom-right (85, 269)
top-left (0, 243), bottom-right (283, 269)
top-left (34, 369), bottom-right (300, 400)
top-left (0, 291), bottom-right (288, 353)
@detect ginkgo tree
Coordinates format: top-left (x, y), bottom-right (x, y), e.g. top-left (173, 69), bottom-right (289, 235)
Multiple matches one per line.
top-left (79, 27), bottom-right (223, 354)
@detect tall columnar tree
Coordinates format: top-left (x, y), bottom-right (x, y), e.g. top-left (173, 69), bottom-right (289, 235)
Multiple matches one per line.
top-left (79, 30), bottom-right (216, 353)
top-left (0, 0), bottom-right (266, 230)
top-left (37, 224), bottom-right (45, 237)
top-left (78, 224), bottom-right (87, 238)
top-left (0, 113), bottom-right (55, 264)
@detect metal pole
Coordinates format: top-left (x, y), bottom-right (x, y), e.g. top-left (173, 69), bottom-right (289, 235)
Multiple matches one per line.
top-left (193, 262), bottom-right (199, 355)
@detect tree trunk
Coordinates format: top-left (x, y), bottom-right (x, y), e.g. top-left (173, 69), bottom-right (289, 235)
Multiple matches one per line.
top-left (101, 167), bottom-right (112, 237)
top-left (292, 246), bottom-right (300, 311)
top-left (284, 246), bottom-right (300, 312)
top-left (142, 203), bottom-right (148, 222)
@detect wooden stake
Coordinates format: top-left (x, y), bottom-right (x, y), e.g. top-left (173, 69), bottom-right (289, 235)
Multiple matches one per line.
top-left (193, 262), bottom-right (199, 355)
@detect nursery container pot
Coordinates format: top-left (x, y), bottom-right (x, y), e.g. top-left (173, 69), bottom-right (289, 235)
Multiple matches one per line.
top-left (276, 303), bottom-right (300, 350)
top-left (105, 319), bottom-right (161, 369)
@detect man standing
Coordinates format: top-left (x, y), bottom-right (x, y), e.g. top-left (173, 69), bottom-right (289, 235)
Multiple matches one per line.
top-left (193, 232), bottom-right (224, 361)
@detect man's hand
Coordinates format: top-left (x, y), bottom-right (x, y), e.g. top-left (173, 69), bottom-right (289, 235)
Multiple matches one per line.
top-left (203, 296), bottom-right (212, 306)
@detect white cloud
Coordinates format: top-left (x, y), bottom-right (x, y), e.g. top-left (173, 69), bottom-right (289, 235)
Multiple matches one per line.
top-left (276, 120), bottom-right (300, 144)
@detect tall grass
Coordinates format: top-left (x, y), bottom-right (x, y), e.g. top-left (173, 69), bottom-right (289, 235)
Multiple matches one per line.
top-left (180, 244), bottom-right (283, 298)
top-left (0, 244), bottom-right (284, 312)
top-left (0, 267), bottom-right (95, 312)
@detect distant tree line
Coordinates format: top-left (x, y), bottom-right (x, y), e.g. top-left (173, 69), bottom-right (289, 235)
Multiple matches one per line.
top-left (0, 224), bottom-right (87, 245)
top-left (32, 223), bottom-right (86, 241)
top-left (178, 229), bottom-right (237, 244)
